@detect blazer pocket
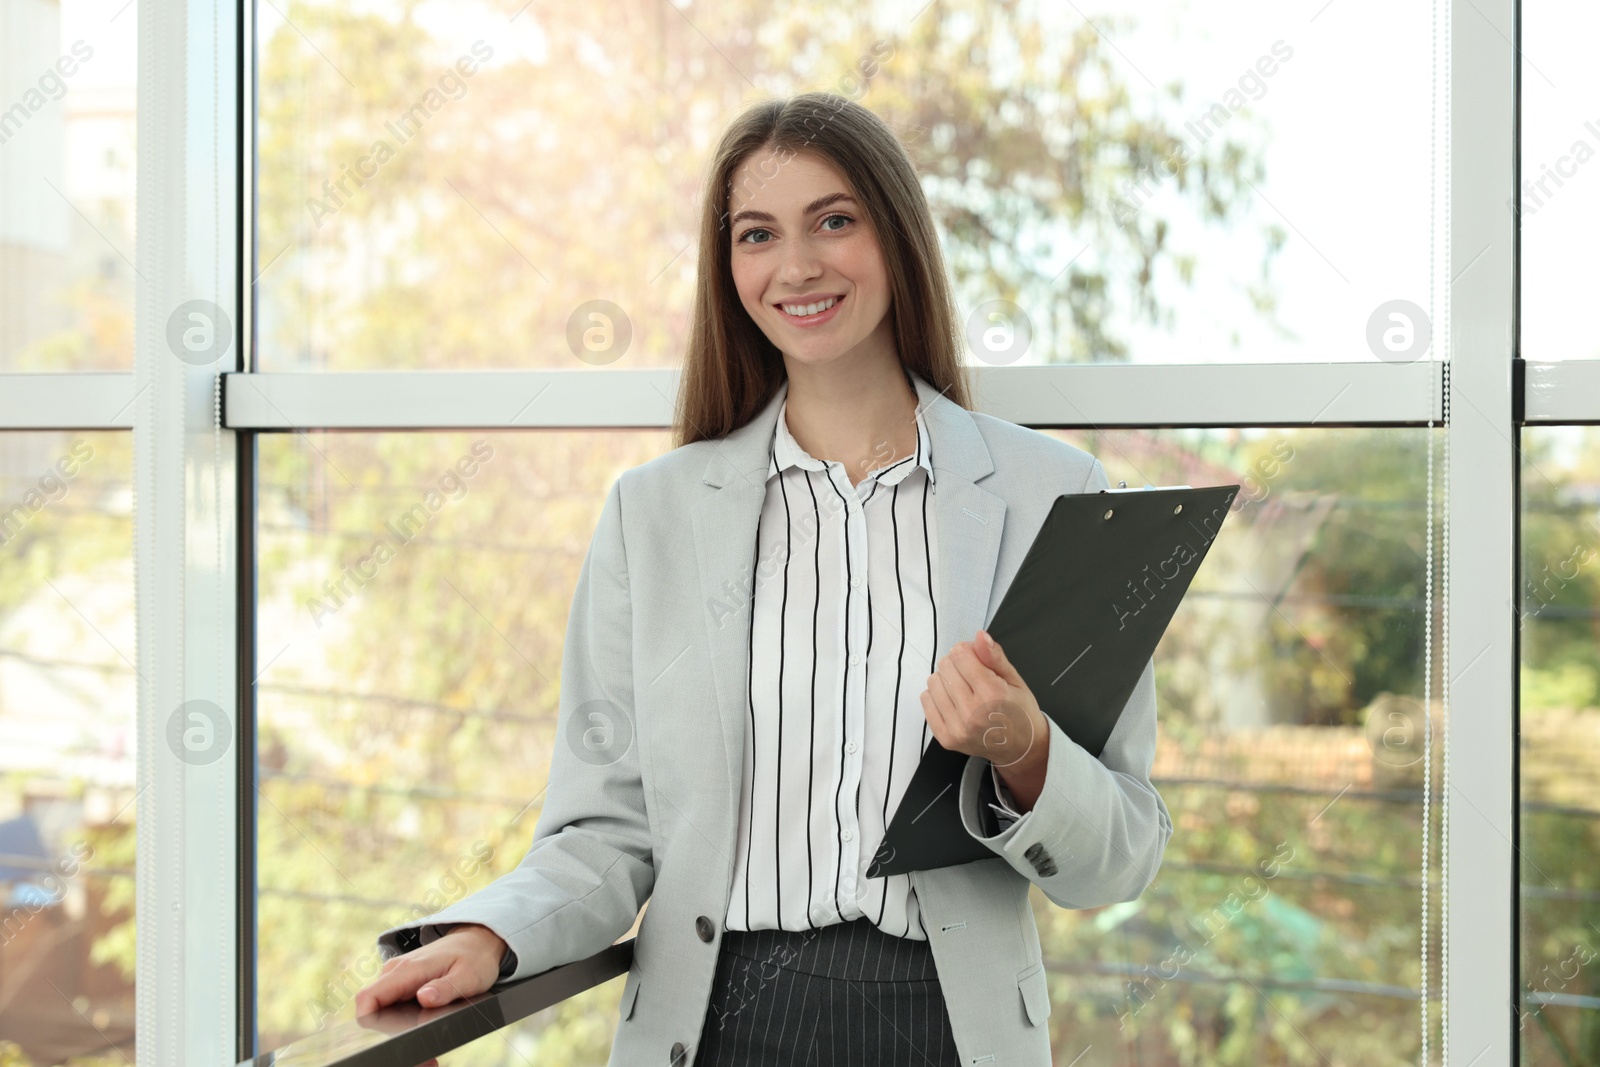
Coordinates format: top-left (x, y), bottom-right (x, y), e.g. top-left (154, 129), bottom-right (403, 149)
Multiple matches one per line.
top-left (620, 967), bottom-right (642, 1022)
top-left (1016, 960), bottom-right (1051, 1028)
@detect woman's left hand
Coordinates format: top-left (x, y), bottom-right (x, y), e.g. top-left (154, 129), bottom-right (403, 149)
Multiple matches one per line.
top-left (920, 630), bottom-right (1051, 807)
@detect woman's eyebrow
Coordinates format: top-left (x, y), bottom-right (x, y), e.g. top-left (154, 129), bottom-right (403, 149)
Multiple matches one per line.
top-left (730, 192), bottom-right (857, 227)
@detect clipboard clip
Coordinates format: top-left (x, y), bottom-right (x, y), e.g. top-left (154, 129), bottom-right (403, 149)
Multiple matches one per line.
top-left (1100, 482), bottom-right (1193, 493)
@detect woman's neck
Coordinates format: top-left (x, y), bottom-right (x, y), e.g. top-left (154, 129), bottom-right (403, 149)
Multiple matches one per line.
top-left (781, 354), bottom-right (921, 488)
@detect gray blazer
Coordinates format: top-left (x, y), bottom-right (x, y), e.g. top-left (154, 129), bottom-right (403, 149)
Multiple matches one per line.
top-left (377, 370), bottom-right (1171, 1066)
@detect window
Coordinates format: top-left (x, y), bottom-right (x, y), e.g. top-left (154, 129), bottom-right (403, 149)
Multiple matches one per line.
top-left (1516, 413), bottom-right (1600, 1060)
top-left (0, 431), bottom-right (135, 1062)
top-left (1046, 426), bottom-right (1439, 1061)
top-left (1518, 3), bottom-right (1600, 362)
top-left (1517, 3), bottom-right (1600, 1055)
top-left (253, 0), bottom-right (1434, 370)
top-left (254, 429), bottom-right (666, 1049)
top-left (0, 1), bottom-right (137, 372)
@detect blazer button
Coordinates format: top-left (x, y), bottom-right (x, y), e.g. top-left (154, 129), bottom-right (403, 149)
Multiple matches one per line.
top-left (1024, 842), bottom-right (1045, 862)
top-left (695, 915), bottom-right (716, 942)
top-left (670, 1041), bottom-right (687, 1065)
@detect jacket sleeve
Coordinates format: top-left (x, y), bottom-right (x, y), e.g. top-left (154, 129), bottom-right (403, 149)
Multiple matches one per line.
top-left (375, 475), bottom-right (654, 980)
top-left (956, 457), bottom-right (1172, 909)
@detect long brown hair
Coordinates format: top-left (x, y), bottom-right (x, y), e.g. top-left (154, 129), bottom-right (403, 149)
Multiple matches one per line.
top-left (673, 91), bottom-right (972, 448)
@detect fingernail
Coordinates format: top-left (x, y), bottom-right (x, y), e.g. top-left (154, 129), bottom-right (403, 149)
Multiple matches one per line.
top-left (418, 985), bottom-right (434, 1004)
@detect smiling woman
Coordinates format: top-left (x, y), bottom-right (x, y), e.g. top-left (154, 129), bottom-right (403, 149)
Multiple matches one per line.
top-left (355, 92), bottom-right (1169, 1067)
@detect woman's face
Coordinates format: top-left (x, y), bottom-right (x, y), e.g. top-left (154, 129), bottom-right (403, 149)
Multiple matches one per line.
top-left (726, 148), bottom-right (894, 372)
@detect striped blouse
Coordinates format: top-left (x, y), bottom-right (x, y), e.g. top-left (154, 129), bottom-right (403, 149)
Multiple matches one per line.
top-left (724, 395), bottom-right (1021, 941)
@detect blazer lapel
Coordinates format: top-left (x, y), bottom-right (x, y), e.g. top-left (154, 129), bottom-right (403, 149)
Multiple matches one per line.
top-left (690, 386), bottom-right (783, 826)
top-left (913, 372), bottom-right (1008, 668)
top-left (689, 371), bottom-right (1009, 845)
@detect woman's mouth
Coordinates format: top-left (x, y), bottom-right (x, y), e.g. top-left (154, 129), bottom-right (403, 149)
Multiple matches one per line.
top-left (776, 294), bottom-right (845, 327)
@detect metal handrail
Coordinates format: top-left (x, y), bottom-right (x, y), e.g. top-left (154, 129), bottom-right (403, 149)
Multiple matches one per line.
top-left (240, 939), bottom-right (634, 1067)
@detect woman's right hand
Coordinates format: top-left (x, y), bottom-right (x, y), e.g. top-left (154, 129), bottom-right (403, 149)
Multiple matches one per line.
top-left (353, 923), bottom-right (510, 1017)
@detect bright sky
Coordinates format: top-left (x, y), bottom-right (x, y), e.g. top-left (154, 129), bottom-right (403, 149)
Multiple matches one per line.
top-left (1071, 0), bottom-right (1439, 365)
top-left (1519, 0), bottom-right (1600, 362)
top-left (59, 0), bottom-right (137, 89)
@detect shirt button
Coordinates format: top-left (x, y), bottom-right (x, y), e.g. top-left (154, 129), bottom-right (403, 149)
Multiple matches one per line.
top-left (843, 829), bottom-right (854, 842)
top-left (846, 740), bottom-right (858, 754)
top-left (851, 576), bottom-right (862, 588)
top-left (848, 653), bottom-right (860, 666)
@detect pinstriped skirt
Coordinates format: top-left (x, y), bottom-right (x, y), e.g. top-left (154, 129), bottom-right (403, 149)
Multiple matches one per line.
top-left (694, 917), bottom-right (961, 1066)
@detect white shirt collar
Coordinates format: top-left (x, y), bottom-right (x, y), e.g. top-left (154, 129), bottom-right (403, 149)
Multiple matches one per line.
top-left (767, 398), bottom-right (936, 488)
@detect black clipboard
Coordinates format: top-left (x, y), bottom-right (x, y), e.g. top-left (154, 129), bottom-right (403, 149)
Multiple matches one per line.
top-left (867, 482), bottom-right (1240, 877)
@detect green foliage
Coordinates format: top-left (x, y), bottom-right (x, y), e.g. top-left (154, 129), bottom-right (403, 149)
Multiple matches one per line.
top-left (256, 0), bottom-right (1276, 371)
top-left (83, 819), bottom-right (137, 983)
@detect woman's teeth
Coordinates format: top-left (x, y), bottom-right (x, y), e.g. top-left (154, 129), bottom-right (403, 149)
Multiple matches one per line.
top-left (781, 296), bottom-right (839, 317)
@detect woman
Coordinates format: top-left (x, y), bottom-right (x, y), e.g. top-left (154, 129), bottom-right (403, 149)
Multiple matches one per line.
top-left (355, 91), bottom-right (1170, 1067)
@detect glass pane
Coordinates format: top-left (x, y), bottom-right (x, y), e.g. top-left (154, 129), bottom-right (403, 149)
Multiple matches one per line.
top-left (255, 0), bottom-right (1434, 370)
top-left (0, 1), bottom-right (138, 371)
top-left (1520, 3), bottom-right (1600, 361)
top-left (1519, 425), bottom-right (1600, 1065)
top-left (0, 430), bottom-right (136, 1062)
top-left (1042, 426), bottom-right (1438, 1063)
top-left (255, 429), bottom-right (668, 1053)
top-left (258, 423), bottom-right (1439, 1064)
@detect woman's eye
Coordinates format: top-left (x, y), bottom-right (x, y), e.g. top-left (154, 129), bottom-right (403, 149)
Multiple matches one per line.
top-left (737, 214), bottom-right (852, 245)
